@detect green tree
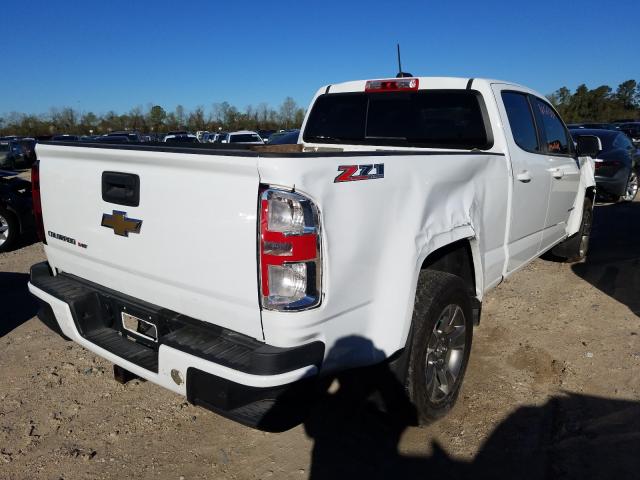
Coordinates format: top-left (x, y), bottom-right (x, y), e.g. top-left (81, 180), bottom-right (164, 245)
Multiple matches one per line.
top-left (148, 105), bottom-right (167, 132)
top-left (616, 80), bottom-right (638, 109)
top-left (279, 97), bottom-right (297, 129)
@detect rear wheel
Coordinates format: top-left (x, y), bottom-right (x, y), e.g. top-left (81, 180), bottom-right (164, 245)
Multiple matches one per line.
top-left (0, 207), bottom-right (19, 252)
top-left (620, 170), bottom-right (638, 202)
top-left (406, 270), bottom-right (473, 424)
top-left (551, 196), bottom-right (593, 262)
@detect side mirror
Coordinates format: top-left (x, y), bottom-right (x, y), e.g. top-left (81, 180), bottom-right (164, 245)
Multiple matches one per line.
top-left (575, 135), bottom-right (602, 158)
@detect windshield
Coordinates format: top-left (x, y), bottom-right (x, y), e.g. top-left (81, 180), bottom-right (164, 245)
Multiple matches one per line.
top-left (303, 90), bottom-right (491, 149)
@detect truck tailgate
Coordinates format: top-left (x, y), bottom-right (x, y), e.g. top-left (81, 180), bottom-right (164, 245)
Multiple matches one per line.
top-left (37, 144), bottom-right (263, 340)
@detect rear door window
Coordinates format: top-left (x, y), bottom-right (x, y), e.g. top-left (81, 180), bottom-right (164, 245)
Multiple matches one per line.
top-left (532, 98), bottom-right (572, 155)
top-left (501, 91), bottom-right (540, 152)
top-left (304, 90), bottom-right (491, 149)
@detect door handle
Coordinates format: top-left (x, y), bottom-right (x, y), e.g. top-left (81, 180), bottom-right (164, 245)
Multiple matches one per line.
top-left (552, 168), bottom-right (564, 179)
top-left (516, 171), bottom-right (532, 183)
top-left (102, 171), bottom-right (140, 207)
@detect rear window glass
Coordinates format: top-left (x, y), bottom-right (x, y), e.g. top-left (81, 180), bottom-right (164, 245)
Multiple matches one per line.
top-left (303, 90), bottom-right (491, 149)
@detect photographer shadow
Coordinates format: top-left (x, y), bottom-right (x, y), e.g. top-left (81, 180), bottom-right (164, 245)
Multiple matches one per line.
top-left (572, 201), bottom-right (640, 318)
top-left (267, 336), bottom-right (640, 480)
top-left (0, 272), bottom-right (38, 336)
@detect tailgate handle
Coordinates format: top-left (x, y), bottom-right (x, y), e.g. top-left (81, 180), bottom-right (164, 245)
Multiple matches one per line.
top-left (102, 172), bottom-right (140, 207)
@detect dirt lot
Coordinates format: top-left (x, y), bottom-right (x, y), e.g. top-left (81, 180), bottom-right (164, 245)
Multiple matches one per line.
top-left (2, 189), bottom-right (640, 479)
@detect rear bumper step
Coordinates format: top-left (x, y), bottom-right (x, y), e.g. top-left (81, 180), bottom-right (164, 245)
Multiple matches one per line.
top-left (29, 262), bottom-right (324, 430)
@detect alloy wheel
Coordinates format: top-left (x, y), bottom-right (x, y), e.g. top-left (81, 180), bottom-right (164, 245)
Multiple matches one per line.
top-left (425, 304), bottom-right (467, 403)
top-left (623, 171), bottom-right (638, 202)
top-left (0, 213), bottom-right (9, 248)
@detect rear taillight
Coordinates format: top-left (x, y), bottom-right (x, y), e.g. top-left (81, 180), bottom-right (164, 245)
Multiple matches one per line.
top-left (259, 187), bottom-right (321, 311)
top-left (31, 161), bottom-right (46, 243)
top-left (594, 159), bottom-right (622, 170)
top-left (365, 78), bottom-right (419, 92)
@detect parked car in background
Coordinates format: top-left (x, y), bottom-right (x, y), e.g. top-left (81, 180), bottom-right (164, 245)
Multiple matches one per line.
top-left (164, 133), bottom-right (199, 144)
top-left (258, 130), bottom-right (276, 143)
top-left (211, 132), bottom-right (228, 143)
top-left (196, 131), bottom-right (209, 142)
top-left (107, 131), bottom-right (141, 142)
top-left (570, 128), bottom-right (640, 202)
top-left (80, 135), bottom-right (101, 142)
top-left (0, 169), bottom-right (33, 252)
top-left (93, 135), bottom-right (131, 144)
top-left (51, 134), bottom-right (80, 142)
top-left (0, 140), bottom-right (25, 169)
top-left (219, 131), bottom-right (264, 144)
top-left (616, 122), bottom-right (640, 146)
top-left (567, 123), bottom-right (618, 131)
top-left (266, 129), bottom-right (300, 145)
top-left (17, 138), bottom-right (37, 167)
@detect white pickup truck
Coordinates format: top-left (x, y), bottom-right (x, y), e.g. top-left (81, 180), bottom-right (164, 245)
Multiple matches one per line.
top-left (29, 76), bottom-right (600, 430)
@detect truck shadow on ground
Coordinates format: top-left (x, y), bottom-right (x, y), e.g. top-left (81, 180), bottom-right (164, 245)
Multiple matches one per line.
top-left (0, 272), bottom-right (38, 336)
top-left (572, 200), bottom-right (640, 318)
top-left (298, 363), bottom-right (640, 480)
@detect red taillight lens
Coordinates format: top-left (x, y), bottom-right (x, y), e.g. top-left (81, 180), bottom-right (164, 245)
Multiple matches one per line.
top-left (594, 160), bottom-right (621, 169)
top-left (31, 161), bottom-right (46, 243)
top-left (259, 187), bottom-right (321, 311)
top-left (365, 78), bottom-right (419, 93)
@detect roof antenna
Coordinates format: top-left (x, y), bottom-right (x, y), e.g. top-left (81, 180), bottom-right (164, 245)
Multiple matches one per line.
top-left (396, 43), bottom-right (413, 78)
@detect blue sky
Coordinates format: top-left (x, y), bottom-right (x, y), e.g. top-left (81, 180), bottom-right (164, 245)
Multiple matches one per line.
top-left (1, 0), bottom-right (638, 116)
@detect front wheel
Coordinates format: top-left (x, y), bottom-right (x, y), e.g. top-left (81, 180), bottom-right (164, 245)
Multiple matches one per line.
top-left (406, 270), bottom-right (474, 424)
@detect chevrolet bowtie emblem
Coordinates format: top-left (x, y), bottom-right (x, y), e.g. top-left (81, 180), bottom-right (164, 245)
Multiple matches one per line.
top-left (101, 210), bottom-right (142, 237)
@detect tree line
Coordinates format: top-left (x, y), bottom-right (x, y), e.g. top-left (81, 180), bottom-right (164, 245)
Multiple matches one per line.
top-left (0, 97), bottom-right (306, 137)
top-left (2, 80), bottom-right (639, 137)
top-left (547, 79), bottom-right (640, 123)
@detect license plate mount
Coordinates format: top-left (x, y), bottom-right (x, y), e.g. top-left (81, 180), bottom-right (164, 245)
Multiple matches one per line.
top-left (121, 310), bottom-right (158, 344)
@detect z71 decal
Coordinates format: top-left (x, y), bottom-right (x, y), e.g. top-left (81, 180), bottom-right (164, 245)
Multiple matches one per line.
top-left (334, 164), bottom-right (384, 183)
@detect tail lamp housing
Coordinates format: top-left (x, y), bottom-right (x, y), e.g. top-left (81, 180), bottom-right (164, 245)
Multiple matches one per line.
top-left (259, 187), bottom-right (321, 311)
top-left (31, 161), bottom-right (46, 243)
top-left (594, 159), bottom-right (621, 169)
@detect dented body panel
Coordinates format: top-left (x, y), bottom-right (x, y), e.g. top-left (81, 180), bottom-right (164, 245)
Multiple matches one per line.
top-left (257, 152), bottom-right (509, 368)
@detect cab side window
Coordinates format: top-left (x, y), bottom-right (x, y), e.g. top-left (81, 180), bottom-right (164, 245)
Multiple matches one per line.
top-left (502, 91), bottom-right (540, 153)
top-left (532, 98), bottom-right (571, 155)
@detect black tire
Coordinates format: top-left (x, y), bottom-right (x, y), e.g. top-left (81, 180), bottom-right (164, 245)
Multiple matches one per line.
top-left (551, 196), bottom-right (593, 262)
top-left (0, 206), bottom-right (19, 253)
top-left (406, 270), bottom-right (473, 424)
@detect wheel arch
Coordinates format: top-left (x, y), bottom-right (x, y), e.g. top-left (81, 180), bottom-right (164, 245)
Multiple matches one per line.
top-left (419, 237), bottom-right (482, 324)
top-left (388, 236), bottom-right (482, 385)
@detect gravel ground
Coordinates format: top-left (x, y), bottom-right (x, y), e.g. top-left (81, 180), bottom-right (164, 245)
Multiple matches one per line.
top-left (1, 190), bottom-right (639, 480)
